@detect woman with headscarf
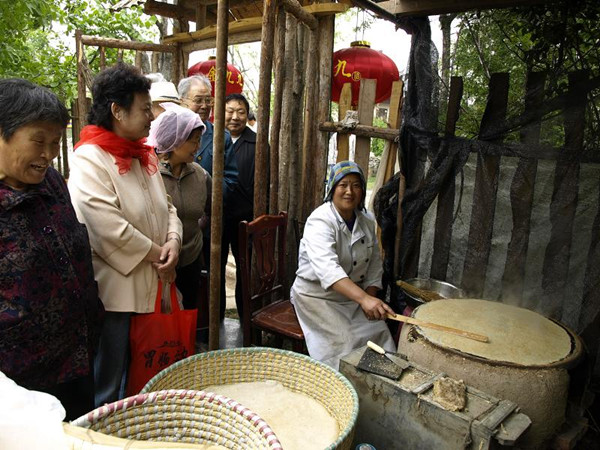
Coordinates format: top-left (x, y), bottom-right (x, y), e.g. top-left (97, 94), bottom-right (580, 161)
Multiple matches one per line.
top-left (0, 78), bottom-right (103, 419)
top-left (291, 161), bottom-right (396, 369)
top-left (147, 102), bottom-right (211, 309)
top-left (68, 63), bottom-right (182, 406)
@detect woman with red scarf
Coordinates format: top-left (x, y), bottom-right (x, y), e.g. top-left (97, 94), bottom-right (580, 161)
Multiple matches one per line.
top-left (68, 63), bottom-right (182, 407)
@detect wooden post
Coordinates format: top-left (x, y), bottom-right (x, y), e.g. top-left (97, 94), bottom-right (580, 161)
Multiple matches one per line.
top-left (336, 83), bottom-right (352, 162)
top-left (299, 28), bottom-right (319, 223)
top-left (355, 78), bottom-right (377, 176)
top-left (151, 52), bottom-right (159, 73)
top-left (269, 4), bottom-right (286, 215)
top-left (278, 13), bottom-right (297, 214)
top-left (208, 0), bottom-right (230, 351)
top-left (314, 14), bottom-right (334, 207)
top-left (501, 71), bottom-right (546, 302)
top-left (430, 76), bottom-right (462, 281)
top-left (196, 2), bottom-right (207, 29)
top-left (61, 128), bottom-right (69, 179)
top-left (135, 51), bottom-right (143, 71)
top-left (99, 47), bottom-right (106, 70)
top-left (75, 30), bottom-right (88, 141)
top-left (462, 73), bottom-right (510, 297)
top-left (254, 0), bottom-right (277, 217)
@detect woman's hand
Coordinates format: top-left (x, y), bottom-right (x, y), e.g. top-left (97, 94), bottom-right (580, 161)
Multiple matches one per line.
top-left (331, 278), bottom-right (394, 321)
top-left (153, 239), bottom-right (179, 272)
top-left (358, 295), bottom-right (395, 321)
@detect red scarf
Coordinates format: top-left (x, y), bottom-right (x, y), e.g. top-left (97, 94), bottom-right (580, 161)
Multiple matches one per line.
top-left (74, 125), bottom-right (158, 176)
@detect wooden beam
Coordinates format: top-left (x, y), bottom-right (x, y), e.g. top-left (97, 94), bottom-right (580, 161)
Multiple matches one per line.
top-left (282, 0), bottom-right (318, 29)
top-left (320, 121), bottom-right (400, 140)
top-left (378, 0), bottom-right (550, 17)
top-left (144, 0), bottom-right (213, 23)
top-left (182, 29), bottom-right (262, 52)
top-left (81, 34), bottom-right (175, 53)
top-left (164, 17), bottom-right (263, 44)
top-left (304, 3), bottom-right (350, 15)
top-left (336, 83), bottom-right (352, 162)
top-left (349, 0), bottom-right (401, 24)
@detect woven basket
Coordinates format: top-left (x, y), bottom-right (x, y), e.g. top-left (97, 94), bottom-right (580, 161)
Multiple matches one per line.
top-left (71, 389), bottom-right (282, 449)
top-left (141, 348), bottom-right (359, 450)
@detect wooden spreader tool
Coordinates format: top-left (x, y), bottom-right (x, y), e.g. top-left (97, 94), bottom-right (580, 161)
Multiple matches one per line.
top-left (387, 313), bottom-right (490, 343)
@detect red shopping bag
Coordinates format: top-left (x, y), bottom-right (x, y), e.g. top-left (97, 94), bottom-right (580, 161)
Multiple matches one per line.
top-left (126, 281), bottom-right (197, 396)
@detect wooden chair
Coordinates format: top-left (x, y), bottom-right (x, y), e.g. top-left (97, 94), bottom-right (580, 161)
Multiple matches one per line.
top-left (238, 211), bottom-right (305, 352)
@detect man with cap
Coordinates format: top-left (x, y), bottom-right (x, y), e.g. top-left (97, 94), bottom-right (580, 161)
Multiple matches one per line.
top-left (146, 73), bottom-right (181, 118)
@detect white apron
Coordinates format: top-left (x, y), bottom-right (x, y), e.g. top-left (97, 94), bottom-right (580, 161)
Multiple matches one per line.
top-left (291, 203), bottom-right (396, 369)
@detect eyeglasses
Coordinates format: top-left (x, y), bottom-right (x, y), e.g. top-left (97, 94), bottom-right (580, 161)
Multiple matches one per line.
top-left (184, 96), bottom-right (214, 106)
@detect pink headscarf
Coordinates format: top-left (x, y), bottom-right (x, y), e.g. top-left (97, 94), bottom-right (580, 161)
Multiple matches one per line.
top-left (147, 102), bottom-right (205, 154)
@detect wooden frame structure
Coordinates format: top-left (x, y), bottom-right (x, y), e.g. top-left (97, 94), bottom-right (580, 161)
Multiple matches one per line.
top-left (75, 0), bottom-right (561, 352)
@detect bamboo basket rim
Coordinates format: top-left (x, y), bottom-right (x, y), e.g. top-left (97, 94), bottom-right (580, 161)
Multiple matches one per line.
top-left (140, 347), bottom-right (359, 450)
top-left (71, 389), bottom-right (282, 449)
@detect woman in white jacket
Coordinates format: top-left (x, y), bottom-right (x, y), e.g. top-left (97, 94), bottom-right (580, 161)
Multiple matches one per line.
top-left (291, 161), bottom-right (396, 369)
top-left (68, 63), bottom-right (182, 406)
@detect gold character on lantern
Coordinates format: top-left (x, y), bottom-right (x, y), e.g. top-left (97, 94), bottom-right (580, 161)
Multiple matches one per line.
top-left (207, 66), bottom-right (217, 82)
top-left (334, 59), bottom-right (352, 78)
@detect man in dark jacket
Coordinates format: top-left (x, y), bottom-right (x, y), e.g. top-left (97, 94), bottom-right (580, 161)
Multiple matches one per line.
top-left (223, 93), bottom-right (256, 319)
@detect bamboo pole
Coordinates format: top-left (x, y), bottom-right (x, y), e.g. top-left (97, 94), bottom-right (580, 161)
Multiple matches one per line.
top-left (208, 0), bottom-right (230, 351)
top-left (269, 4), bottom-right (286, 215)
top-left (254, 0), bottom-right (277, 217)
top-left (314, 14), bottom-right (334, 208)
top-left (278, 13), bottom-right (297, 214)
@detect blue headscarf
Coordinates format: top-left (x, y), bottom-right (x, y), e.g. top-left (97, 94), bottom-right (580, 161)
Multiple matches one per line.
top-left (323, 160), bottom-right (367, 210)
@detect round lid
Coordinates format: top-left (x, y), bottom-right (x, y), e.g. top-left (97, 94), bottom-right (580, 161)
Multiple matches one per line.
top-left (412, 299), bottom-right (573, 366)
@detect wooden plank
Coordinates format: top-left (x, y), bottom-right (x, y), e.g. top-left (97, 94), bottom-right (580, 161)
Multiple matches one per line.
top-left (462, 73), bottom-right (510, 297)
top-left (383, 79), bottom-right (404, 182)
top-left (430, 76), bottom-right (463, 281)
top-left (144, 0), bottom-right (215, 24)
top-left (163, 17), bottom-right (263, 44)
top-left (81, 34), bottom-right (175, 52)
top-left (254, 0), bottom-right (277, 218)
top-left (299, 29), bottom-right (319, 223)
top-left (501, 71), bottom-right (546, 301)
top-left (196, 3), bottom-right (207, 29)
top-left (336, 83), bottom-right (352, 162)
top-left (355, 78), bottom-right (377, 176)
top-left (182, 29), bottom-right (262, 53)
top-left (315, 15), bottom-right (335, 206)
top-left (207, 0), bottom-right (230, 351)
top-left (269, 4), bottom-right (285, 215)
top-left (378, 0), bottom-right (550, 17)
top-left (541, 71), bottom-right (587, 319)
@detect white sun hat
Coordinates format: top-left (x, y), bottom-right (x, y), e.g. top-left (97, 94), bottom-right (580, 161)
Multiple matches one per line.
top-left (149, 81), bottom-right (181, 104)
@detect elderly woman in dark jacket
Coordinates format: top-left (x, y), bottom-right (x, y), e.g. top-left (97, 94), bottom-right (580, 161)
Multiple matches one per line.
top-left (0, 78), bottom-right (103, 419)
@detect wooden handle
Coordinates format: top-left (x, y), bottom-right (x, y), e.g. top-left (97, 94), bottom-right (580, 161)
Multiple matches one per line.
top-left (387, 313), bottom-right (489, 343)
top-left (367, 340), bottom-right (386, 355)
top-left (396, 280), bottom-right (443, 302)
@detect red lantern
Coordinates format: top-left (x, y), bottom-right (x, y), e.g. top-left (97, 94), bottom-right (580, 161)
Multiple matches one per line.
top-left (187, 56), bottom-right (244, 96)
top-left (331, 41), bottom-right (400, 106)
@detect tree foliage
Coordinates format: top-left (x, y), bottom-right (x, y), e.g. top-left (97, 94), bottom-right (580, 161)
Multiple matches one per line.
top-left (0, 0), bottom-right (157, 104)
top-left (449, 0), bottom-right (600, 150)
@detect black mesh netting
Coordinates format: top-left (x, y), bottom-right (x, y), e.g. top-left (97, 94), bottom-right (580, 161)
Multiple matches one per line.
top-left (373, 3), bottom-right (600, 384)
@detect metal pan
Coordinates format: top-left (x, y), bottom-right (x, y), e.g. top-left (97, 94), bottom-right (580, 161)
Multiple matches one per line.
top-left (399, 278), bottom-right (465, 307)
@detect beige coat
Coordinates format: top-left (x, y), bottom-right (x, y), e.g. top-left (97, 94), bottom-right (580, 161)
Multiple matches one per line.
top-left (68, 144), bottom-right (182, 313)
